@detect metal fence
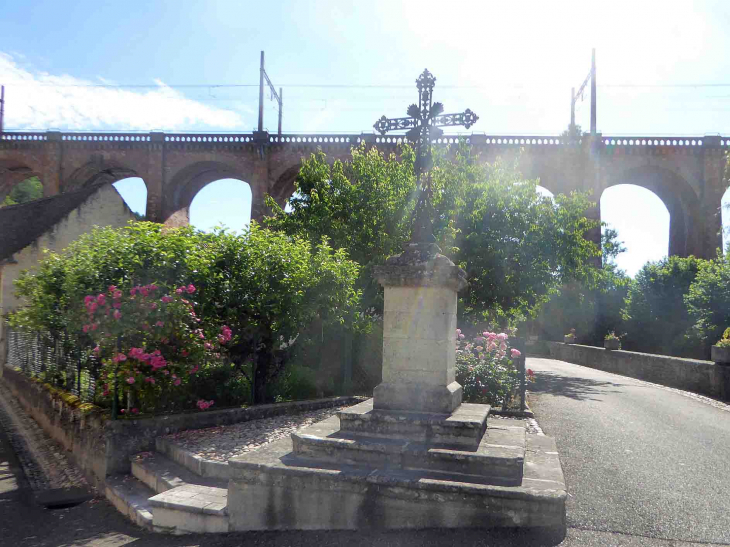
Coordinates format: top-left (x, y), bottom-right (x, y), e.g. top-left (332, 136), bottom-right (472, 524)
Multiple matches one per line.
top-left (5, 327), bottom-right (100, 402)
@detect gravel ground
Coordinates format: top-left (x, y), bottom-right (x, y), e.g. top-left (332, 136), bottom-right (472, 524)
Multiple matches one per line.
top-left (0, 381), bottom-right (88, 492)
top-left (164, 405), bottom-right (352, 461)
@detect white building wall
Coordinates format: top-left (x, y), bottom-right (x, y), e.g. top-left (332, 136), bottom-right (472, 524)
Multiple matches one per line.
top-left (0, 185), bottom-right (137, 367)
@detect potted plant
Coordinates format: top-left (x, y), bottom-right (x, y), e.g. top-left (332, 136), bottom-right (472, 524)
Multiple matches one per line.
top-left (564, 328), bottom-right (576, 344)
top-left (604, 331), bottom-right (622, 350)
top-left (711, 328), bottom-right (730, 364)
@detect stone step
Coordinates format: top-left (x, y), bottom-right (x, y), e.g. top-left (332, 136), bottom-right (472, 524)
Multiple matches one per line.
top-left (131, 451), bottom-right (228, 494)
top-left (148, 483), bottom-right (229, 534)
top-left (104, 475), bottom-right (155, 531)
top-left (292, 416), bottom-right (525, 485)
top-left (338, 399), bottom-right (490, 448)
top-left (155, 436), bottom-right (232, 480)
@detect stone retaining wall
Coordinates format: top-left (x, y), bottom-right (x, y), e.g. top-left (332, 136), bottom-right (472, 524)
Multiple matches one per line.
top-left (545, 342), bottom-right (730, 401)
top-left (1, 366), bottom-right (361, 487)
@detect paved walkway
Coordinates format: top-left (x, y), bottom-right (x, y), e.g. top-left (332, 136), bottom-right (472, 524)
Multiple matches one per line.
top-left (3, 358), bottom-right (730, 546)
top-left (528, 356), bottom-right (730, 546)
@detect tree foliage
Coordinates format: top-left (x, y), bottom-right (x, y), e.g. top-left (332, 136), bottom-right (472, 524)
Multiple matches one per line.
top-left (1, 176), bottom-right (43, 207)
top-left (10, 222), bottom-right (362, 405)
top-left (265, 143), bottom-right (601, 328)
top-left (621, 256), bottom-right (704, 357)
top-left (685, 253), bottom-right (730, 348)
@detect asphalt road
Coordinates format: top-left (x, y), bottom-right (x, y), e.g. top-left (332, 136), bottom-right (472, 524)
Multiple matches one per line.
top-left (527, 356), bottom-right (730, 546)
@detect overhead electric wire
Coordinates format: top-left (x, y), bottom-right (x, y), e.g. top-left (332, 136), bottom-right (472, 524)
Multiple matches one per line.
top-left (5, 82), bottom-right (730, 90)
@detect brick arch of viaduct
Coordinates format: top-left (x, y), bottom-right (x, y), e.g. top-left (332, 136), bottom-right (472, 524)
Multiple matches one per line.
top-left (1, 131), bottom-right (728, 259)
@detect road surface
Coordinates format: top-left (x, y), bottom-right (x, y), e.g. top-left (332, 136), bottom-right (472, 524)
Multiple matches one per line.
top-left (528, 356), bottom-right (730, 546)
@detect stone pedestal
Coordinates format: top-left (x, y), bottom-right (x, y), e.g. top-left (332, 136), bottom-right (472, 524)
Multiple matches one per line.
top-left (226, 242), bottom-right (567, 535)
top-left (372, 243), bottom-right (467, 414)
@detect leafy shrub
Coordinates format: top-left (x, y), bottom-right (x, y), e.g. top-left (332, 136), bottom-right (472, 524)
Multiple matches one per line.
top-left (454, 329), bottom-right (522, 407)
top-left (716, 328), bottom-right (730, 348)
top-left (9, 221), bottom-right (362, 410)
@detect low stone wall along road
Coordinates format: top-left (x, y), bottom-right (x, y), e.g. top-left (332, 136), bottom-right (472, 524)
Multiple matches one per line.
top-left (527, 356), bottom-right (730, 546)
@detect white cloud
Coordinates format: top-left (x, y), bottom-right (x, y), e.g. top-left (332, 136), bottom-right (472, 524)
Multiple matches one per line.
top-left (0, 53), bottom-right (247, 131)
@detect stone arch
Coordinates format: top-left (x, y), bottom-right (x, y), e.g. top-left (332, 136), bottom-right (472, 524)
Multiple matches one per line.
top-left (602, 165), bottom-right (703, 258)
top-left (63, 160), bottom-right (140, 192)
top-left (270, 165), bottom-right (302, 209)
top-left (0, 159), bottom-right (42, 202)
top-left (112, 178), bottom-right (148, 217)
top-left (164, 161), bottom-right (253, 226)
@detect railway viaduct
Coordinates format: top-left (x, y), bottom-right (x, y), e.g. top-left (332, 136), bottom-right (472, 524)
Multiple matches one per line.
top-left (1, 130), bottom-right (728, 258)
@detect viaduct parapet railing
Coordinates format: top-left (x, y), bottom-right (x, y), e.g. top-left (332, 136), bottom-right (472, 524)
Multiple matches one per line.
top-left (3, 131), bottom-right (730, 149)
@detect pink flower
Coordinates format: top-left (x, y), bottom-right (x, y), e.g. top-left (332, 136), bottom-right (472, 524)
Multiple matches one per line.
top-left (102, 390), bottom-right (110, 397)
top-left (155, 321), bottom-right (164, 328)
top-left (82, 324), bottom-right (90, 333)
top-left (97, 294), bottom-right (106, 306)
top-left (188, 364), bottom-right (199, 375)
top-left (140, 287), bottom-right (149, 297)
top-left (458, 333), bottom-right (465, 340)
top-left (161, 296), bottom-right (173, 303)
top-left (113, 302), bottom-right (122, 309)
top-left (147, 284), bottom-right (158, 291)
top-left (476, 346), bottom-right (484, 352)
top-left (510, 349), bottom-right (522, 358)
top-left (181, 350), bottom-right (189, 357)
top-left (150, 355), bottom-right (167, 370)
top-left (113, 310), bottom-right (122, 320)
top-left (89, 302), bottom-right (98, 313)
top-left (497, 333), bottom-right (508, 341)
top-left (93, 345), bottom-right (101, 355)
top-left (186, 284), bottom-right (196, 294)
top-left (130, 288), bottom-right (137, 296)
top-left (527, 368), bottom-right (535, 377)
top-left (91, 323), bottom-right (98, 331)
top-left (113, 353), bottom-right (127, 363)
top-left (131, 408), bottom-right (139, 415)
top-left (456, 328), bottom-right (462, 335)
top-left (126, 377), bottom-right (135, 384)
top-left (145, 377), bottom-right (156, 385)
top-left (112, 290), bottom-right (122, 300)
top-left (173, 378), bottom-right (181, 386)
top-left (204, 342), bottom-right (213, 350)
top-left (84, 295), bottom-right (95, 306)
top-left (218, 326), bottom-right (232, 344)
top-left (149, 302), bottom-right (157, 310)
top-left (175, 287), bottom-right (184, 294)
top-left (107, 285), bottom-right (117, 292)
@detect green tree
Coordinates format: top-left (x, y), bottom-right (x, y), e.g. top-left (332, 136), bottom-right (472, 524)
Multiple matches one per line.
top-left (685, 253), bottom-right (730, 352)
top-left (532, 228), bottom-right (631, 344)
top-left (621, 256), bottom-right (705, 357)
top-left (266, 143), bottom-right (601, 328)
top-left (1, 176), bottom-right (43, 207)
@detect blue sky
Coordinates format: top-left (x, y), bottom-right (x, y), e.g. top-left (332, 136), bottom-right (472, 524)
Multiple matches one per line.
top-left (1, 0), bottom-right (730, 275)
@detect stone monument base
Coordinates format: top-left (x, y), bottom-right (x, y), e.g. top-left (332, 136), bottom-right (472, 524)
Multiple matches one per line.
top-left (227, 399), bottom-right (566, 534)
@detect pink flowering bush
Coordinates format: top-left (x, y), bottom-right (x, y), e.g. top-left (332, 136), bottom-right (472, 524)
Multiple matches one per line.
top-left (84, 283), bottom-right (233, 414)
top-left (455, 329), bottom-right (521, 407)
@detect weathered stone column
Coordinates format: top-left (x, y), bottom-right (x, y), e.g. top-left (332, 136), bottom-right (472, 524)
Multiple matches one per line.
top-left (372, 242), bottom-right (467, 414)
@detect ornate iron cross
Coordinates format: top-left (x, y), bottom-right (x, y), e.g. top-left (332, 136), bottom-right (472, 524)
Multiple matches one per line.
top-left (374, 69), bottom-right (478, 243)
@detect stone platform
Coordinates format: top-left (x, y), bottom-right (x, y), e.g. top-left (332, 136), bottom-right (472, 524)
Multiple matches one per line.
top-left (227, 399), bottom-right (566, 533)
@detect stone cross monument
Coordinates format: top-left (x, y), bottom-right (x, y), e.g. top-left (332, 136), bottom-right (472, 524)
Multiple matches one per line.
top-left (371, 69), bottom-right (476, 414)
top-left (226, 70), bottom-right (566, 536)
